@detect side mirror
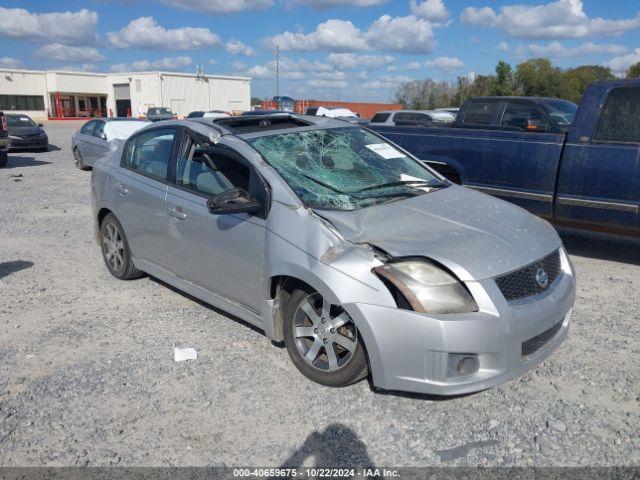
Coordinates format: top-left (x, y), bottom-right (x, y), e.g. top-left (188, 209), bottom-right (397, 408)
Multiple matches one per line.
top-left (207, 187), bottom-right (261, 215)
top-left (38, 123), bottom-right (44, 127)
top-left (100, 133), bottom-right (107, 140)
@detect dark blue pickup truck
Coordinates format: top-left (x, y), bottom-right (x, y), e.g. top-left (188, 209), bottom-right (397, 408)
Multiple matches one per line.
top-left (370, 79), bottom-right (640, 237)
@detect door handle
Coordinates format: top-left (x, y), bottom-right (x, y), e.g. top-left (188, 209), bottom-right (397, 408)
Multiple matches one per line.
top-left (116, 183), bottom-right (128, 195)
top-left (168, 207), bottom-right (187, 220)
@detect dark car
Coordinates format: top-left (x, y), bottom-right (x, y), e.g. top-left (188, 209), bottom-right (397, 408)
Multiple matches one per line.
top-left (6, 114), bottom-right (48, 151)
top-left (146, 107), bottom-right (175, 122)
top-left (0, 111), bottom-right (8, 167)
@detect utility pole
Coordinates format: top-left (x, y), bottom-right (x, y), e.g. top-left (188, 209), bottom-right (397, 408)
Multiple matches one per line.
top-left (276, 45), bottom-right (280, 99)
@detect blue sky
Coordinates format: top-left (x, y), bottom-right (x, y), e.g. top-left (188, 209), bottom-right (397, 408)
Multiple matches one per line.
top-left (1, 0), bottom-right (639, 101)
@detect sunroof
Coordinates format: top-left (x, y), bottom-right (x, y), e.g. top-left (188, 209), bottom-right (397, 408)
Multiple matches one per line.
top-left (214, 115), bottom-right (312, 134)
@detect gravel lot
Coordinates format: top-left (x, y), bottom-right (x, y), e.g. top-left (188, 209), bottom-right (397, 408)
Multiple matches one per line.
top-left (1, 122), bottom-right (638, 467)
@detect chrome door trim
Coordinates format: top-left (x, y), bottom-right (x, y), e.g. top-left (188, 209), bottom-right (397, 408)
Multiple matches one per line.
top-left (469, 185), bottom-right (553, 202)
top-left (555, 196), bottom-right (639, 213)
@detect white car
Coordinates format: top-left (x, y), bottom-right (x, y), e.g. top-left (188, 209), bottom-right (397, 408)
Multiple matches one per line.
top-left (370, 110), bottom-right (455, 126)
top-left (72, 118), bottom-right (151, 170)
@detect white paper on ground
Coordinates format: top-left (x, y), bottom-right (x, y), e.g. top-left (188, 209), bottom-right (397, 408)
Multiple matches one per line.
top-left (365, 143), bottom-right (405, 159)
top-left (174, 347), bottom-right (197, 362)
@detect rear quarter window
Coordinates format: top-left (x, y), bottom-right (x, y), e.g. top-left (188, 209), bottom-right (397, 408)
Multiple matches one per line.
top-left (370, 112), bottom-right (391, 123)
top-left (461, 101), bottom-right (496, 126)
top-left (594, 87), bottom-right (640, 144)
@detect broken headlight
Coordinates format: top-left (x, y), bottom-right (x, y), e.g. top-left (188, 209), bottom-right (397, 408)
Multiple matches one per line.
top-left (374, 260), bottom-right (478, 314)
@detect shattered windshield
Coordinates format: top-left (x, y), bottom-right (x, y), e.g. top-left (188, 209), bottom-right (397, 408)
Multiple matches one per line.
top-left (248, 126), bottom-right (446, 211)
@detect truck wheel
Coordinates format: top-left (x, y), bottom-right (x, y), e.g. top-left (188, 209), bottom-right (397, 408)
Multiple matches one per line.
top-left (283, 288), bottom-right (368, 387)
top-left (100, 213), bottom-right (143, 280)
top-left (0, 150), bottom-right (7, 168)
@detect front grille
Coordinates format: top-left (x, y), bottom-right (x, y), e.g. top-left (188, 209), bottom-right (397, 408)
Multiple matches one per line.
top-left (522, 320), bottom-right (563, 357)
top-left (495, 249), bottom-right (561, 302)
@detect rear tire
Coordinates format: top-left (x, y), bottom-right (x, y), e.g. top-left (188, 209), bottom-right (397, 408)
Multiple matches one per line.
top-left (283, 287), bottom-right (368, 387)
top-left (0, 150), bottom-right (7, 168)
top-left (100, 213), bottom-right (143, 280)
top-left (73, 147), bottom-right (90, 171)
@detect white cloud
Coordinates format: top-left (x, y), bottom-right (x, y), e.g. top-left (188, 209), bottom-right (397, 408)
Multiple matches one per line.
top-left (0, 57), bottom-right (23, 69)
top-left (160, 0), bottom-right (273, 13)
top-left (308, 78), bottom-right (348, 88)
top-left (226, 39), bottom-right (256, 56)
top-left (605, 48), bottom-right (640, 76)
top-left (288, 0), bottom-right (386, 7)
top-left (0, 7), bottom-right (98, 45)
top-left (266, 19), bottom-right (368, 52)
top-left (407, 61), bottom-right (422, 70)
top-left (362, 74), bottom-right (413, 89)
top-left (498, 41), bottom-right (509, 52)
top-left (425, 56), bottom-right (464, 73)
top-left (110, 56), bottom-right (193, 72)
top-left (37, 44), bottom-right (106, 62)
top-left (236, 56), bottom-right (340, 80)
top-left (461, 0), bottom-right (640, 39)
top-left (327, 53), bottom-right (394, 69)
top-left (266, 14), bottom-right (438, 53)
top-left (366, 15), bottom-right (437, 54)
top-left (409, 0), bottom-right (449, 23)
top-left (107, 17), bottom-right (221, 50)
top-left (58, 64), bottom-right (99, 72)
top-left (528, 41), bottom-right (627, 58)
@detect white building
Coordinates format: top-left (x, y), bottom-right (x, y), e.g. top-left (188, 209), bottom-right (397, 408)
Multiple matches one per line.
top-left (0, 69), bottom-right (251, 120)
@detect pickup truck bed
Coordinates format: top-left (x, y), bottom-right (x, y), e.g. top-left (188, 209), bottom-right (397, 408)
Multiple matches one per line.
top-left (370, 79), bottom-right (640, 237)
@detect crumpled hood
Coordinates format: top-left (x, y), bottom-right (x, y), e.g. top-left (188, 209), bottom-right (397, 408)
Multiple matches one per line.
top-left (316, 185), bottom-right (562, 281)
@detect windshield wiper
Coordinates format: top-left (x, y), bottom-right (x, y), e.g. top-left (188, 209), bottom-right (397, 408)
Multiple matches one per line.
top-left (355, 180), bottom-right (445, 193)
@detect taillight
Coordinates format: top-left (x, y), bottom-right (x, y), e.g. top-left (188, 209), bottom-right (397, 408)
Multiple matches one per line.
top-left (1, 115), bottom-right (6, 131)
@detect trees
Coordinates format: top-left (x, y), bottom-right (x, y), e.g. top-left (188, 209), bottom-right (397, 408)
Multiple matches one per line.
top-left (562, 66), bottom-right (614, 103)
top-left (395, 58), bottom-right (620, 108)
top-left (491, 61), bottom-right (515, 96)
top-left (515, 58), bottom-right (564, 97)
top-left (627, 62), bottom-right (640, 78)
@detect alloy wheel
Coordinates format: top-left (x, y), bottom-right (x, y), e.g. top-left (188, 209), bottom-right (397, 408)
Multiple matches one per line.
top-left (102, 222), bottom-right (125, 273)
top-left (293, 292), bottom-right (358, 372)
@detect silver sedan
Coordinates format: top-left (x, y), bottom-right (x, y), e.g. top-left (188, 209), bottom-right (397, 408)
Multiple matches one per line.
top-left (91, 114), bottom-right (575, 395)
top-left (72, 118), bottom-right (150, 170)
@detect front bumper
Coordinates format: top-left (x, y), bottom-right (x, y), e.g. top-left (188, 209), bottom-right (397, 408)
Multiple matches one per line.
top-left (9, 137), bottom-right (48, 149)
top-left (347, 256), bottom-right (576, 396)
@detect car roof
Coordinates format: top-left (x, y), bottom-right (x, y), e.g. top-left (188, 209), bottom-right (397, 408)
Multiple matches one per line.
top-left (103, 117), bottom-right (147, 122)
top-left (137, 113), bottom-right (356, 141)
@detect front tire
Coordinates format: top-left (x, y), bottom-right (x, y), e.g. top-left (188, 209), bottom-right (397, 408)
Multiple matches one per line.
top-left (100, 213), bottom-right (143, 280)
top-left (283, 288), bottom-right (368, 387)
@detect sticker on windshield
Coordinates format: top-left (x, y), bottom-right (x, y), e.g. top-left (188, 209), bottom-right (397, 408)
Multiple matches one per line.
top-left (365, 143), bottom-right (404, 160)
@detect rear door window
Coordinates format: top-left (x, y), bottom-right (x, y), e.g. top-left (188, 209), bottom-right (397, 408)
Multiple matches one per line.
top-left (81, 120), bottom-right (96, 136)
top-left (123, 128), bottom-right (176, 181)
top-left (594, 87), bottom-right (640, 144)
top-left (500, 102), bottom-right (546, 131)
top-left (394, 113), bottom-right (413, 123)
top-left (93, 121), bottom-right (105, 139)
top-left (461, 101), bottom-right (496, 126)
